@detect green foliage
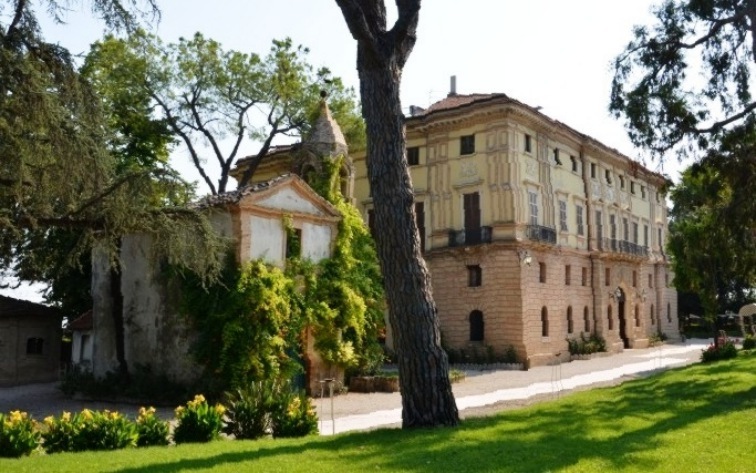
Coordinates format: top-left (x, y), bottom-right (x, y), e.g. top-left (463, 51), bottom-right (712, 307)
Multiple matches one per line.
top-left (270, 386), bottom-right (318, 439)
top-left (60, 364), bottom-right (188, 404)
top-left (742, 335), bottom-right (756, 350)
top-left (135, 407), bottom-right (170, 447)
top-left (444, 344), bottom-right (519, 365)
top-left (649, 332), bottom-right (668, 347)
top-left (223, 381), bottom-right (278, 440)
top-left (41, 409), bottom-right (138, 453)
top-left (610, 0), bottom-right (756, 158)
top-left (701, 341), bottom-right (738, 363)
top-left (567, 333), bottom-right (607, 356)
top-left (173, 395), bottom-right (225, 444)
top-left (0, 411), bottom-right (39, 458)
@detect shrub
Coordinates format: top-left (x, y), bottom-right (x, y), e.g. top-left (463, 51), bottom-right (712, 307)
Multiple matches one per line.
top-left (135, 407), bottom-right (169, 447)
top-left (0, 410), bottom-right (40, 458)
top-left (270, 385), bottom-right (318, 438)
top-left (701, 341), bottom-right (738, 362)
top-left (41, 409), bottom-right (138, 453)
top-left (567, 333), bottom-right (607, 355)
top-left (173, 395), bottom-right (225, 444)
top-left (742, 335), bottom-right (756, 350)
top-left (223, 381), bottom-right (277, 440)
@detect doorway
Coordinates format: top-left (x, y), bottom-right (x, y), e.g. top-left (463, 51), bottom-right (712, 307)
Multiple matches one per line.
top-left (617, 288), bottom-right (629, 348)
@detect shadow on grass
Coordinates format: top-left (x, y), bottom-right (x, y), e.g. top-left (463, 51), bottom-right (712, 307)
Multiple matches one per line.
top-left (112, 354), bottom-right (756, 473)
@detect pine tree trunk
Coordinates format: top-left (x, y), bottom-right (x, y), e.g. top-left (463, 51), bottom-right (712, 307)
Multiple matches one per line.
top-left (356, 53), bottom-right (459, 428)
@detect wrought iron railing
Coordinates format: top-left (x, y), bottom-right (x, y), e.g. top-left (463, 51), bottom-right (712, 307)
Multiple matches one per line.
top-left (601, 238), bottom-right (649, 257)
top-left (448, 226), bottom-right (492, 247)
top-left (525, 225), bottom-right (557, 244)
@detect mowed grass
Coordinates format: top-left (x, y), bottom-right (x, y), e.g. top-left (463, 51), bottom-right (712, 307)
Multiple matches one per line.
top-left (3, 352), bottom-right (756, 473)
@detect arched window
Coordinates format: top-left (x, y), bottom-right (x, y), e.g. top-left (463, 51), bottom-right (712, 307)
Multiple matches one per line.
top-left (667, 303), bottom-right (672, 323)
top-left (651, 304), bottom-right (655, 325)
top-left (469, 310), bottom-right (484, 342)
top-left (339, 166), bottom-right (350, 197)
top-left (584, 306), bottom-right (590, 332)
top-left (607, 305), bottom-right (614, 331)
top-left (567, 306), bottom-right (574, 334)
top-left (635, 305), bottom-right (640, 327)
top-left (541, 307), bottom-right (549, 337)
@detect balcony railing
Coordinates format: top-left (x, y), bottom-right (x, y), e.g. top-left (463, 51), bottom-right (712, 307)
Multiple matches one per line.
top-left (525, 225), bottom-right (557, 244)
top-left (448, 226), bottom-right (492, 247)
top-left (602, 238), bottom-right (649, 257)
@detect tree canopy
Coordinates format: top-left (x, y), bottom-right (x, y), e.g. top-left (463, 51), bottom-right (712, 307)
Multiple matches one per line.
top-left (1, 0), bottom-right (225, 299)
top-left (668, 125), bottom-right (756, 323)
top-left (610, 0), bottom-right (756, 158)
top-left (83, 31), bottom-right (365, 196)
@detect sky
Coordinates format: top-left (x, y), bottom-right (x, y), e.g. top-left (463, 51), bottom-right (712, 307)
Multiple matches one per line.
top-left (2, 0), bottom-right (676, 302)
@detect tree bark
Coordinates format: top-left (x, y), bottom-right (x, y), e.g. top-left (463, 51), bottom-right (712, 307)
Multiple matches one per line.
top-left (336, 0), bottom-right (459, 428)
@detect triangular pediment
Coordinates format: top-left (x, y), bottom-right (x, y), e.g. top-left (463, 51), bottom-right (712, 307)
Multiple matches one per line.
top-left (238, 174), bottom-right (340, 219)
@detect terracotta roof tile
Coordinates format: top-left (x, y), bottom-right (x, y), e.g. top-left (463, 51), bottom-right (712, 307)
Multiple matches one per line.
top-left (67, 309), bottom-right (93, 331)
top-left (0, 295), bottom-right (61, 319)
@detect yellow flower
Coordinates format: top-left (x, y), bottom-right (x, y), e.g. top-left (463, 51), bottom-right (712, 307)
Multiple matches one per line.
top-left (44, 416), bottom-right (54, 426)
top-left (214, 404), bottom-right (226, 416)
top-left (61, 411), bottom-right (71, 422)
top-left (193, 394), bottom-right (206, 404)
top-left (9, 410), bottom-right (25, 423)
top-left (174, 406), bottom-right (185, 417)
top-left (81, 409), bottom-right (93, 421)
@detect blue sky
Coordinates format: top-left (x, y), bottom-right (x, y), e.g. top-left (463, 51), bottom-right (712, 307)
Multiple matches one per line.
top-left (4, 0), bottom-right (676, 302)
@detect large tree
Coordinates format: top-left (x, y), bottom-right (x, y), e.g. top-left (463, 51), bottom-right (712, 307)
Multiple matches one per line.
top-left (610, 0), bottom-right (756, 158)
top-left (1, 1), bottom-right (225, 303)
top-left (83, 32), bottom-right (364, 195)
top-left (335, 0), bottom-right (459, 428)
top-left (668, 124), bottom-right (756, 333)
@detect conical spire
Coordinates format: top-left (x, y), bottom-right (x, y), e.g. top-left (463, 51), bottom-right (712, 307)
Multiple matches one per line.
top-left (306, 91), bottom-right (348, 157)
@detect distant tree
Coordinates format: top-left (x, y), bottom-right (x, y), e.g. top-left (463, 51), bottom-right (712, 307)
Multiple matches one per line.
top-left (83, 32), bottom-right (365, 195)
top-left (610, 0), bottom-right (756, 158)
top-left (335, 0), bottom-right (459, 428)
top-left (668, 129), bottom-right (756, 340)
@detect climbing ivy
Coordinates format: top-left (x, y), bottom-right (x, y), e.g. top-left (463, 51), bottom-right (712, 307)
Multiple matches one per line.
top-left (179, 155), bottom-right (385, 392)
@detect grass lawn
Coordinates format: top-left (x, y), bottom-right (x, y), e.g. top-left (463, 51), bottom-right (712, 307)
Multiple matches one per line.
top-left (3, 351), bottom-right (756, 472)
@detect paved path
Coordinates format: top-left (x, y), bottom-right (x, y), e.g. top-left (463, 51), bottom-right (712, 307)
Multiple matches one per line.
top-left (314, 340), bottom-right (709, 435)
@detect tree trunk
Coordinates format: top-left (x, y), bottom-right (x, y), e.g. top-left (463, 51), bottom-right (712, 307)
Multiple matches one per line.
top-left (356, 54), bottom-right (459, 428)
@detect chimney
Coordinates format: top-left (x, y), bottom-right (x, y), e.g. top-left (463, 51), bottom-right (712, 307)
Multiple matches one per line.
top-left (449, 75), bottom-right (457, 97)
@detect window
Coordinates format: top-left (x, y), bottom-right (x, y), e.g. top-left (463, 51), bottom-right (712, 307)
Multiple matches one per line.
top-left (644, 225), bottom-right (649, 247)
top-left (623, 218), bottom-right (629, 242)
top-left (607, 306), bottom-right (614, 330)
top-left (651, 305), bottom-right (656, 325)
top-left (605, 169), bottom-right (612, 185)
top-left (584, 307), bottom-right (590, 332)
top-left (605, 268), bottom-right (611, 286)
top-left (285, 228), bottom-right (302, 258)
top-left (570, 155), bottom-right (578, 172)
top-left (630, 181), bottom-right (636, 195)
top-left (26, 337), bottom-right (44, 355)
top-left (407, 146), bottom-right (420, 166)
top-left (469, 310), bottom-right (484, 342)
top-left (553, 148), bottom-right (562, 165)
top-left (415, 202), bottom-right (425, 252)
top-left (559, 200), bottom-right (568, 232)
top-left (582, 267), bottom-right (588, 286)
top-left (528, 191), bottom-right (539, 226)
top-left (619, 175), bottom-right (625, 189)
top-left (467, 265), bottom-right (482, 287)
top-left (539, 262), bottom-right (547, 283)
top-left (665, 272), bottom-right (669, 287)
top-left (463, 192), bottom-right (481, 239)
top-left (667, 303), bottom-right (672, 323)
top-left (460, 134), bottom-right (475, 155)
top-left (565, 265), bottom-right (571, 285)
top-left (541, 307), bottom-right (549, 337)
top-left (567, 306), bottom-right (574, 334)
top-left (641, 186), bottom-right (646, 199)
top-left (648, 274), bottom-right (653, 288)
top-left (590, 163), bottom-right (597, 179)
top-left (596, 210), bottom-right (603, 241)
top-left (524, 134), bottom-right (532, 153)
top-left (610, 215), bottom-right (617, 241)
top-left (632, 222), bottom-right (639, 244)
top-left (633, 270), bottom-right (637, 288)
top-left (576, 205), bottom-right (584, 236)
